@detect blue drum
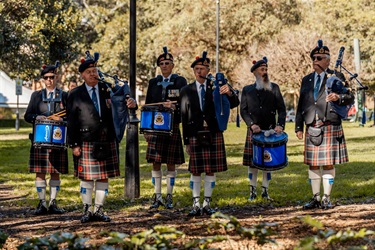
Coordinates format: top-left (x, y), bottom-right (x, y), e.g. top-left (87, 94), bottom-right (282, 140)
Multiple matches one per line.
top-left (140, 106), bottom-right (174, 135)
top-left (33, 120), bottom-right (67, 149)
top-left (252, 132), bottom-right (288, 171)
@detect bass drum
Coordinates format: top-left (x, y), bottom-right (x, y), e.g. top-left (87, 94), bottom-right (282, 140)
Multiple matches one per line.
top-left (252, 132), bottom-right (288, 171)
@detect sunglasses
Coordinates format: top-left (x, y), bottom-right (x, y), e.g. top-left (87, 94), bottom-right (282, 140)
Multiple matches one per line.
top-left (311, 56), bottom-right (326, 61)
top-left (159, 62), bottom-right (171, 66)
top-left (43, 75), bottom-right (55, 80)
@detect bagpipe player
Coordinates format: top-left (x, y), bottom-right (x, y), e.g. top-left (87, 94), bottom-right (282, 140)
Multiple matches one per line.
top-left (295, 40), bottom-right (354, 210)
top-left (180, 51), bottom-right (240, 216)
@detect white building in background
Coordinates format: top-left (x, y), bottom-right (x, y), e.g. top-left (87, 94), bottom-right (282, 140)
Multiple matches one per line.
top-left (0, 70), bottom-right (33, 109)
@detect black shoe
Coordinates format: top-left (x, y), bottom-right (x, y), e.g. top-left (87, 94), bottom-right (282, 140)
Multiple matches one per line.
top-left (80, 204), bottom-right (92, 223)
top-left (201, 197), bottom-right (215, 216)
top-left (165, 194), bottom-right (173, 209)
top-left (248, 185), bottom-right (257, 201)
top-left (48, 199), bottom-right (65, 214)
top-left (187, 197), bottom-right (201, 217)
top-left (92, 206), bottom-right (111, 222)
top-left (321, 194), bottom-right (334, 209)
top-left (303, 194), bottom-right (321, 210)
top-left (188, 206), bottom-right (201, 217)
top-left (34, 200), bottom-right (48, 215)
top-left (261, 186), bottom-right (274, 201)
top-left (150, 193), bottom-right (164, 209)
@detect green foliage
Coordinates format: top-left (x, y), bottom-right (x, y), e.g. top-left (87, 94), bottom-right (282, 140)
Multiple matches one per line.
top-left (17, 232), bottom-right (90, 250)
top-left (294, 216), bottom-right (375, 250)
top-left (209, 212), bottom-right (277, 245)
top-left (0, 230), bottom-right (9, 249)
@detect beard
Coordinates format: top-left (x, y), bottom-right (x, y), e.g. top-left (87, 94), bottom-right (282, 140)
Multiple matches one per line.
top-left (255, 73), bottom-right (272, 91)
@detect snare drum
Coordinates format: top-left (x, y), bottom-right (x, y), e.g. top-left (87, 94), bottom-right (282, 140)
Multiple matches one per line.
top-left (252, 132), bottom-right (288, 171)
top-left (33, 120), bottom-right (67, 149)
top-left (140, 106), bottom-right (174, 135)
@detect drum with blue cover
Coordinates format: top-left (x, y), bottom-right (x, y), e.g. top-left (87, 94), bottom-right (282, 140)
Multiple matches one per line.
top-left (33, 120), bottom-right (67, 149)
top-left (252, 132), bottom-right (288, 171)
top-left (140, 105), bottom-right (174, 135)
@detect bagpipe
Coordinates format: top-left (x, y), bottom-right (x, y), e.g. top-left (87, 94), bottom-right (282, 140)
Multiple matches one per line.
top-left (201, 72), bottom-right (240, 131)
top-left (85, 51), bottom-right (132, 143)
top-left (325, 46), bottom-right (367, 119)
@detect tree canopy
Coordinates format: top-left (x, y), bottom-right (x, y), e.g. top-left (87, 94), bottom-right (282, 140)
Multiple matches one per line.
top-left (1, 0), bottom-right (374, 96)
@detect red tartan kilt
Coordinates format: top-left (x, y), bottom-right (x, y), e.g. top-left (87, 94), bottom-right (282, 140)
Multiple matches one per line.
top-left (304, 124), bottom-right (349, 166)
top-left (74, 140), bottom-right (120, 180)
top-left (243, 128), bottom-right (254, 166)
top-left (29, 146), bottom-right (68, 174)
top-left (188, 132), bottom-right (227, 174)
top-left (145, 124), bottom-right (185, 165)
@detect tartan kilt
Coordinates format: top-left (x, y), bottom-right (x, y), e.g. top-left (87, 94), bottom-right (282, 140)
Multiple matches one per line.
top-left (304, 124), bottom-right (349, 166)
top-left (243, 127), bottom-right (254, 166)
top-left (145, 124), bottom-right (185, 165)
top-left (188, 132), bottom-right (227, 174)
top-left (74, 140), bottom-right (120, 180)
top-left (29, 146), bottom-right (68, 174)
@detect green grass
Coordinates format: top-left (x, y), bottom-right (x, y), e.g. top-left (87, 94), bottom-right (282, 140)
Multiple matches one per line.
top-left (0, 121), bottom-right (374, 212)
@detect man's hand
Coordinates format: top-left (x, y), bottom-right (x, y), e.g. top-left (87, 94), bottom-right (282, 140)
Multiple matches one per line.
top-left (296, 131), bottom-right (303, 140)
top-left (163, 100), bottom-right (176, 110)
top-left (274, 125), bottom-right (283, 133)
top-left (73, 146), bottom-right (81, 157)
top-left (126, 98), bottom-right (137, 108)
top-left (251, 124), bottom-right (261, 133)
top-left (219, 84), bottom-right (232, 96)
top-left (326, 93), bottom-right (339, 102)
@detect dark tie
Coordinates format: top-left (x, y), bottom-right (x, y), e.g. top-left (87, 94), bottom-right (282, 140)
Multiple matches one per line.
top-left (164, 78), bottom-right (169, 82)
top-left (91, 87), bottom-right (99, 112)
top-left (314, 75), bottom-right (321, 101)
top-left (200, 84), bottom-right (205, 111)
top-left (48, 92), bottom-right (53, 114)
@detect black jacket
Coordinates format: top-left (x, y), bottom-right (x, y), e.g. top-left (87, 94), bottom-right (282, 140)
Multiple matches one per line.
top-left (180, 80), bottom-right (240, 144)
top-left (295, 72), bottom-right (354, 132)
top-left (240, 82), bottom-right (286, 130)
top-left (145, 74), bottom-right (187, 124)
top-left (67, 82), bottom-right (116, 146)
top-left (24, 88), bottom-right (67, 123)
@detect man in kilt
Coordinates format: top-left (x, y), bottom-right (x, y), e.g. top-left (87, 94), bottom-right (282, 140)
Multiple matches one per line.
top-left (25, 61), bottom-right (67, 215)
top-left (67, 52), bottom-right (136, 222)
top-left (180, 51), bottom-right (239, 216)
top-left (295, 40), bottom-right (354, 209)
top-left (145, 47), bottom-right (187, 209)
top-left (240, 57), bottom-right (286, 201)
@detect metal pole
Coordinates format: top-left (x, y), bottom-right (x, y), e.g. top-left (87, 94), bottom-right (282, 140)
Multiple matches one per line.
top-left (16, 95), bottom-right (19, 131)
top-left (125, 0), bottom-right (140, 199)
top-left (216, 0), bottom-right (220, 72)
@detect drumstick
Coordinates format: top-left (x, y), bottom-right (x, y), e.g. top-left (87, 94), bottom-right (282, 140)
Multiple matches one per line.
top-left (47, 110), bottom-right (66, 118)
top-left (142, 101), bottom-right (177, 107)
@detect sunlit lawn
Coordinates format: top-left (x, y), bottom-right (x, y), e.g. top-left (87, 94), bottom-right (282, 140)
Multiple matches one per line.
top-left (0, 121), bottom-right (374, 212)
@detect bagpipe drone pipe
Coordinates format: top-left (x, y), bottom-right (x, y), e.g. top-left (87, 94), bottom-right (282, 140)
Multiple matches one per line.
top-left (201, 72), bottom-right (240, 131)
top-left (325, 46), bottom-right (367, 119)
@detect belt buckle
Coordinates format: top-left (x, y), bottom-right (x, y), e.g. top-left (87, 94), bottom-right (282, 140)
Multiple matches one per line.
top-left (203, 120), bottom-right (208, 127)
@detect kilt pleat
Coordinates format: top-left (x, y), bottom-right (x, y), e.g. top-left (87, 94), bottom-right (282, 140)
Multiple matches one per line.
top-left (243, 128), bottom-right (254, 166)
top-left (188, 132), bottom-right (227, 174)
top-left (29, 147), bottom-right (69, 174)
top-left (304, 124), bottom-right (349, 166)
top-left (74, 140), bottom-right (120, 180)
top-left (145, 124), bottom-right (185, 165)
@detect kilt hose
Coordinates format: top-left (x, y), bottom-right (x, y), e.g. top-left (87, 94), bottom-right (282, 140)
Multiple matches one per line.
top-left (188, 132), bottom-right (227, 174)
top-left (146, 124), bottom-right (185, 165)
top-left (243, 127), bottom-right (254, 166)
top-left (74, 140), bottom-right (120, 180)
top-left (304, 124), bottom-right (349, 166)
top-left (29, 146), bottom-right (68, 174)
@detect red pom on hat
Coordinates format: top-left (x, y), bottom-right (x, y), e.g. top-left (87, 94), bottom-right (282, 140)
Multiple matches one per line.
top-left (80, 58), bottom-right (86, 63)
top-left (42, 64), bottom-right (47, 69)
top-left (252, 60), bottom-right (257, 64)
top-left (195, 56), bottom-right (200, 60)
